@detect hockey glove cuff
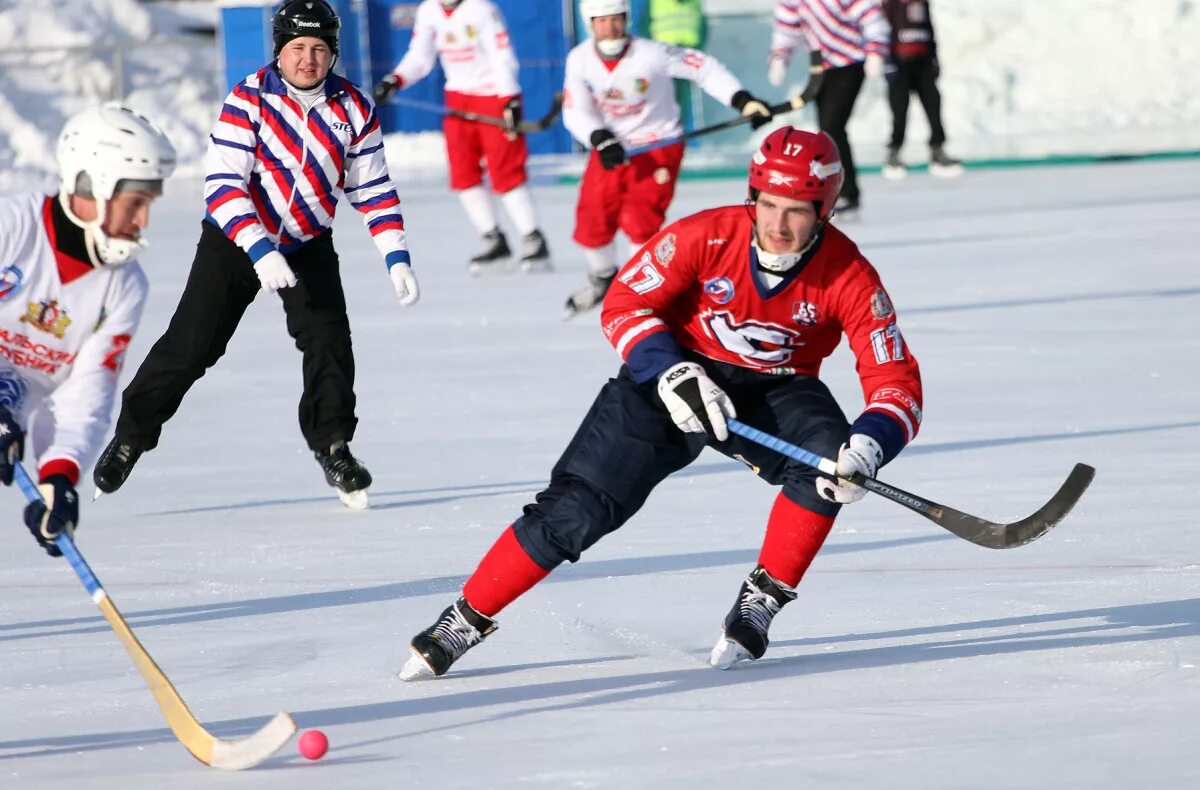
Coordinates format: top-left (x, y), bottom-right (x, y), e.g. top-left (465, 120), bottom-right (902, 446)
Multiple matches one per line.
top-left (24, 474), bottom-right (78, 557)
top-left (656, 362), bottom-right (737, 442)
top-left (590, 129), bottom-right (626, 169)
top-left (816, 434), bottom-right (883, 505)
top-left (0, 405), bottom-right (25, 486)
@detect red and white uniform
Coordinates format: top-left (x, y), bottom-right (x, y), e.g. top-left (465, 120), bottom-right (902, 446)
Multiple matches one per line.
top-left (392, 0), bottom-right (527, 192)
top-left (0, 194), bottom-right (148, 484)
top-left (602, 205), bottom-right (922, 455)
top-left (563, 36), bottom-right (747, 247)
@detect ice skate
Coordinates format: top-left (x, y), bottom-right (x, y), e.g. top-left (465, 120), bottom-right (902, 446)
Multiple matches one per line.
top-left (563, 271), bottom-right (616, 319)
top-left (709, 567), bottom-right (796, 670)
top-left (93, 437), bottom-right (144, 497)
top-left (929, 146), bottom-right (964, 178)
top-left (832, 194), bottom-right (860, 221)
top-left (519, 229), bottom-right (553, 273)
top-left (882, 147), bottom-right (907, 180)
top-left (467, 229), bottom-right (514, 276)
top-left (400, 597), bottom-right (497, 680)
top-left (315, 440), bottom-right (372, 510)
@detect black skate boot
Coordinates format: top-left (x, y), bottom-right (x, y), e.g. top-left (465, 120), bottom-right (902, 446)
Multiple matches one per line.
top-left (563, 270), bottom-right (616, 318)
top-left (833, 194), bottom-right (860, 219)
top-left (467, 229), bottom-right (513, 276)
top-left (929, 146), bottom-right (964, 178)
top-left (399, 597), bottom-right (498, 680)
top-left (93, 438), bottom-right (143, 495)
top-left (519, 229), bottom-right (552, 272)
top-left (315, 440), bottom-right (372, 510)
top-left (709, 566), bottom-right (797, 669)
top-left (882, 146), bottom-right (907, 180)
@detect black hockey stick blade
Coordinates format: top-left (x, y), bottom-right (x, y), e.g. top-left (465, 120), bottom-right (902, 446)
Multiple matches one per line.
top-left (857, 463), bottom-right (1096, 549)
top-left (519, 91), bottom-right (563, 133)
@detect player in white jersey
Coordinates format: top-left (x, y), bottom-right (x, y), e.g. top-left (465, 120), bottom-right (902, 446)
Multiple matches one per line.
top-left (561, 0), bottom-right (774, 317)
top-left (0, 103), bottom-right (175, 556)
top-left (374, 0), bottom-right (551, 273)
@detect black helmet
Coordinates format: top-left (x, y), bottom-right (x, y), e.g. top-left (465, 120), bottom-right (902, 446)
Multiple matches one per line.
top-left (272, 0), bottom-right (341, 56)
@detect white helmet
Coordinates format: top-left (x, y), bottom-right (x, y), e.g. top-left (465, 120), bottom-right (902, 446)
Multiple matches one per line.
top-left (579, 0), bottom-right (630, 57)
top-left (56, 102), bottom-right (177, 266)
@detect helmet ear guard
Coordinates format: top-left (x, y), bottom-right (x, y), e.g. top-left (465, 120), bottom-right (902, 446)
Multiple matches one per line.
top-left (56, 102), bottom-right (176, 266)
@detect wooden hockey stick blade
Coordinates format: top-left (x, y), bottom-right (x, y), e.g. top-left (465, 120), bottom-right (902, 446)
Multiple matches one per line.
top-left (856, 463), bottom-right (1096, 549)
top-left (95, 591), bottom-right (296, 768)
top-left (518, 91), bottom-right (563, 133)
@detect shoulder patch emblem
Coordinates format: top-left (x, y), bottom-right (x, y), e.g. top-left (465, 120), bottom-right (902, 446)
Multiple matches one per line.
top-left (870, 287), bottom-right (894, 320)
top-left (0, 265), bottom-right (24, 303)
top-left (654, 233), bottom-right (676, 267)
top-left (704, 276), bottom-right (735, 305)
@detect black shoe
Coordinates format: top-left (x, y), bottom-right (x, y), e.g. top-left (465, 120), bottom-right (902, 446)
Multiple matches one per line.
top-left (519, 229), bottom-right (552, 272)
top-left (315, 441), bottom-right (372, 494)
top-left (929, 146), bottom-right (964, 177)
top-left (882, 147), bottom-right (907, 180)
top-left (834, 194), bottom-right (860, 215)
top-left (563, 270), bottom-right (616, 318)
top-left (400, 597), bottom-right (498, 680)
top-left (468, 229), bottom-right (512, 275)
top-left (93, 438), bottom-right (143, 494)
top-left (709, 567), bottom-right (796, 668)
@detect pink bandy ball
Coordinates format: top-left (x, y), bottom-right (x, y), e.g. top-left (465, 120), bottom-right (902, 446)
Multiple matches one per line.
top-left (298, 729), bottom-right (329, 760)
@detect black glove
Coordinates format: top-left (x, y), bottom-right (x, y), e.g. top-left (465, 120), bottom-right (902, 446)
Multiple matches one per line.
top-left (24, 474), bottom-right (78, 557)
top-left (730, 90), bottom-right (774, 130)
top-left (502, 96), bottom-right (523, 133)
top-left (373, 74), bottom-right (401, 105)
top-left (590, 129), bottom-right (625, 169)
top-left (0, 405), bottom-right (24, 486)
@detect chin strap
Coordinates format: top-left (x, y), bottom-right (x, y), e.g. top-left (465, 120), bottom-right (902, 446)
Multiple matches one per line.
top-left (58, 192), bottom-right (141, 267)
top-left (595, 37), bottom-right (629, 59)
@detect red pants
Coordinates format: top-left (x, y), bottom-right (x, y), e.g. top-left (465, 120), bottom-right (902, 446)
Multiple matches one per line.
top-left (444, 91), bottom-right (529, 193)
top-left (573, 141), bottom-right (685, 248)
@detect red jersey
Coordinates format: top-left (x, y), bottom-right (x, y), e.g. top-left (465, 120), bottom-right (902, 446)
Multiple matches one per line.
top-left (601, 205), bottom-right (923, 452)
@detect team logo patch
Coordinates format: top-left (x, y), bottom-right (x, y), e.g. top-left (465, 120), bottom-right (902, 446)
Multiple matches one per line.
top-left (0, 370), bottom-right (28, 411)
top-left (634, 78), bottom-right (649, 94)
top-left (445, 32), bottom-right (457, 44)
top-left (654, 233), bottom-right (676, 267)
top-left (465, 25), bottom-right (478, 40)
top-left (604, 88), bottom-right (625, 101)
top-left (653, 166), bottom-right (671, 185)
top-left (792, 301), bottom-right (821, 327)
top-left (768, 171), bottom-right (796, 188)
top-left (20, 299), bottom-right (72, 339)
top-left (0, 264), bottom-right (24, 303)
top-left (870, 288), bottom-right (894, 320)
top-left (704, 277), bottom-right (735, 304)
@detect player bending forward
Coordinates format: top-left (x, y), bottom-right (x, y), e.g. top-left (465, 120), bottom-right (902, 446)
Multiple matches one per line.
top-left (400, 127), bottom-right (923, 678)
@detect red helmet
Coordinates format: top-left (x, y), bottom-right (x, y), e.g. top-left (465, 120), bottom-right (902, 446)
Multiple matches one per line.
top-left (748, 127), bottom-right (844, 219)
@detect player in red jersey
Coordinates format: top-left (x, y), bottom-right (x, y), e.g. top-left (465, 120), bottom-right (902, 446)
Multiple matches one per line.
top-left (398, 126), bottom-right (923, 679)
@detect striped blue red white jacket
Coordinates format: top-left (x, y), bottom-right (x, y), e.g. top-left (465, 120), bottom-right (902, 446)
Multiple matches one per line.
top-left (203, 64), bottom-right (410, 270)
top-left (771, 0), bottom-right (891, 69)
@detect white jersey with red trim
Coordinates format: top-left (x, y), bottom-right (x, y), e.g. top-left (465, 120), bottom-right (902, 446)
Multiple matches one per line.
top-left (0, 193), bottom-right (148, 481)
top-left (563, 36), bottom-right (745, 149)
top-left (392, 0), bottom-right (520, 97)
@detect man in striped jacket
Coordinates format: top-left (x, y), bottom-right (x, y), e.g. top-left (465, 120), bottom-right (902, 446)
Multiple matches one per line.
top-left (92, 0), bottom-right (417, 510)
top-left (767, 0), bottom-right (891, 214)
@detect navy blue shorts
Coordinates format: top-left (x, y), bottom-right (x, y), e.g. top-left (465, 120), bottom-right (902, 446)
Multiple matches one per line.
top-left (512, 360), bottom-right (850, 570)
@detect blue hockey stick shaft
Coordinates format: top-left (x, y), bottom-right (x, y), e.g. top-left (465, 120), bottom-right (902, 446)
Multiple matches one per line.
top-left (14, 462), bottom-right (103, 597)
top-left (726, 418), bottom-right (838, 476)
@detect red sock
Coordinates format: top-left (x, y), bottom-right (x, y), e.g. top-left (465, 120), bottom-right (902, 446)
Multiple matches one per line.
top-left (756, 493), bottom-right (836, 588)
top-left (462, 526), bottom-right (551, 618)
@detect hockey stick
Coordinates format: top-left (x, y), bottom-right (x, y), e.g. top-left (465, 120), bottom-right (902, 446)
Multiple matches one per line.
top-left (624, 51), bottom-right (826, 158)
top-left (387, 91), bottom-right (563, 133)
top-left (13, 462), bottom-right (295, 769)
top-left (725, 419), bottom-right (1095, 550)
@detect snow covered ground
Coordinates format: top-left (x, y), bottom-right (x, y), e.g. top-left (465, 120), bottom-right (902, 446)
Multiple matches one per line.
top-left (0, 159), bottom-right (1197, 788)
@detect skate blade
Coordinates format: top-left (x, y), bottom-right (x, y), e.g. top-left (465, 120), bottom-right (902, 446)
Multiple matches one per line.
top-left (929, 163), bottom-right (964, 178)
top-left (338, 488), bottom-right (370, 510)
top-left (708, 637), bottom-right (754, 670)
top-left (468, 256), bottom-right (517, 277)
top-left (520, 257), bottom-right (555, 274)
top-left (399, 650), bottom-right (437, 681)
top-left (882, 165), bottom-right (907, 181)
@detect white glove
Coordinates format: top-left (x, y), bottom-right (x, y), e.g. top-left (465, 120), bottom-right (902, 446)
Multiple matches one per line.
top-left (816, 434), bottom-right (883, 504)
top-left (863, 53), bottom-right (886, 80)
top-left (656, 361), bottom-right (737, 442)
top-left (389, 263), bottom-right (420, 306)
top-left (254, 250), bottom-right (297, 293)
top-left (767, 52), bottom-right (789, 87)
